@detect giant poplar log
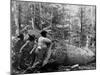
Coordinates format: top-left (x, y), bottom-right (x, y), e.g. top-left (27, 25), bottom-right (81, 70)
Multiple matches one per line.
top-left (49, 43), bottom-right (95, 65)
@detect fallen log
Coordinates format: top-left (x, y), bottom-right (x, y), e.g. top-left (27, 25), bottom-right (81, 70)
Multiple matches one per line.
top-left (49, 43), bottom-right (95, 65)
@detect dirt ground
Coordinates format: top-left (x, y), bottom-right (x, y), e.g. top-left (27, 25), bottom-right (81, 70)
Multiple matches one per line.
top-left (23, 62), bottom-right (96, 74)
top-left (58, 63), bottom-right (96, 72)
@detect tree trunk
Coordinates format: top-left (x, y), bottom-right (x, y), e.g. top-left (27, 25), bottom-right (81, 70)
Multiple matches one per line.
top-left (14, 1), bottom-right (19, 36)
top-left (31, 18), bottom-right (34, 29)
top-left (86, 35), bottom-right (89, 48)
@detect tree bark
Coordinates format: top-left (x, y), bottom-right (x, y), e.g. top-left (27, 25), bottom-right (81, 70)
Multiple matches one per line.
top-left (86, 35), bottom-right (89, 48)
top-left (14, 1), bottom-right (19, 36)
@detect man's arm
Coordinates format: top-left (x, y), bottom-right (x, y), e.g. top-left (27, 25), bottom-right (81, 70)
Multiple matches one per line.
top-left (43, 38), bottom-right (52, 43)
top-left (30, 44), bottom-right (37, 54)
top-left (20, 40), bottom-right (30, 53)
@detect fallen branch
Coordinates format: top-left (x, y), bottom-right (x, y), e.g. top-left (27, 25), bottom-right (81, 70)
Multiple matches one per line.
top-left (42, 43), bottom-right (53, 66)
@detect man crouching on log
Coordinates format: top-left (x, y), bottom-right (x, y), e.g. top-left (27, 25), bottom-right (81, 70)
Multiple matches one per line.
top-left (32, 30), bottom-right (52, 69)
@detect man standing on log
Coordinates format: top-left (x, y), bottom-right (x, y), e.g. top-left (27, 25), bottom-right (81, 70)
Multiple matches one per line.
top-left (32, 30), bottom-right (52, 68)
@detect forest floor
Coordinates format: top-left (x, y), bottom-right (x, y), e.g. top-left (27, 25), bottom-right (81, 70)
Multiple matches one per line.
top-left (22, 62), bottom-right (96, 74)
top-left (11, 62), bottom-right (96, 74)
top-left (57, 62), bottom-right (96, 72)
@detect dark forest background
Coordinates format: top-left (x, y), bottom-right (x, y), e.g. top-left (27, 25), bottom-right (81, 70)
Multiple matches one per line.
top-left (11, 1), bottom-right (96, 49)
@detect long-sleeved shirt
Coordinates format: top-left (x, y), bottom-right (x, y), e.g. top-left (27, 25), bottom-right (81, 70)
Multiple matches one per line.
top-left (37, 36), bottom-right (51, 49)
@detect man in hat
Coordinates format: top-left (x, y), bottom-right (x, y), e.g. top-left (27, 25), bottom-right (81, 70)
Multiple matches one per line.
top-left (32, 30), bottom-right (52, 68)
